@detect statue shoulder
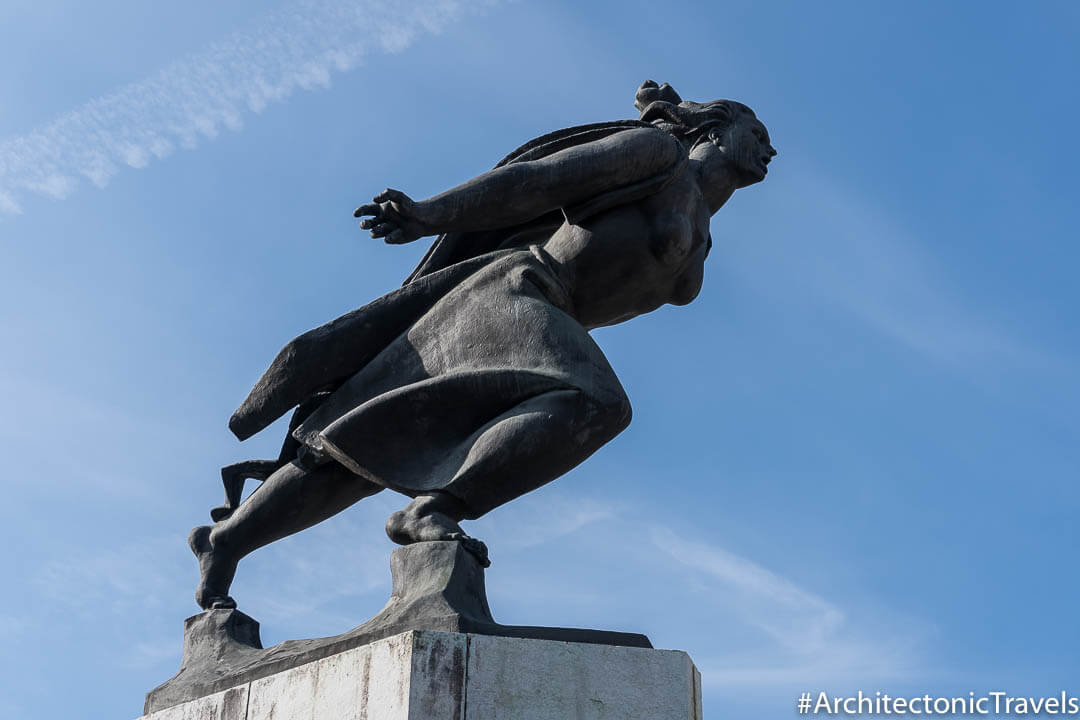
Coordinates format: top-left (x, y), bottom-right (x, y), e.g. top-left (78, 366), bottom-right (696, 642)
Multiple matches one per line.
top-left (519, 125), bottom-right (687, 197)
top-left (495, 120), bottom-right (683, 169)
top-left (582, 125), bottom-right (685, 173)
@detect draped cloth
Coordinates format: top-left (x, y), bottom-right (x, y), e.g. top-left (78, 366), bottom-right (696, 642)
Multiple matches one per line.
top-left (226, 123), bottom-right (686, 510)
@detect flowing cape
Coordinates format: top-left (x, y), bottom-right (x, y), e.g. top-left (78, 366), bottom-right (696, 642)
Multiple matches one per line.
top-left (229, 121), bottom-right (685, 442)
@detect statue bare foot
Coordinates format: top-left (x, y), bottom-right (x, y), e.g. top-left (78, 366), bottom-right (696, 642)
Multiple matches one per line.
top-left (189, 525), bottom-right (239, 610)
top-left (386, 492), bottom-right (490, 567)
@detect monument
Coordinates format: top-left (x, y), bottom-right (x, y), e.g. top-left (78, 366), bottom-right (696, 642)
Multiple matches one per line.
top-left (140, 80), bottom-right (776, 719)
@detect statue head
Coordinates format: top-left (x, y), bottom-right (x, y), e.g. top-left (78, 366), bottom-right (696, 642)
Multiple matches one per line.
top-left (635, 80), bottom-right (777, 187)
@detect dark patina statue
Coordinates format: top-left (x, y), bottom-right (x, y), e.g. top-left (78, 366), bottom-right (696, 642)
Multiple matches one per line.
top-left (190, 80), bottom-right (776, 611)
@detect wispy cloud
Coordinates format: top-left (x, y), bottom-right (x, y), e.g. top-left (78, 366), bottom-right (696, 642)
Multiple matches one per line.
top-left (472, 492), bottom-right (622, 551)
top-left (0, 613), bottom-right (28, 640)
top-left (651, 526), bottom-right (929, 688)
top-left (0, 375), bottom-right (202, 503)
top-left (733, 162), bottom-right (1060, 376)
top-left (124, 639), bottom-right (182, 669)
top-left (0, 0), bottom-right (492, 215)
top-left (652, 526), bottom-right (843, 654)
top-left (802, 175), bottom-right (1041, 370)
top-left (237, 493), bottom-right (399, 629)
top-left (33, 536), bottom-right (190, 616)
top-left (0, 698), bottom-right (28, 720)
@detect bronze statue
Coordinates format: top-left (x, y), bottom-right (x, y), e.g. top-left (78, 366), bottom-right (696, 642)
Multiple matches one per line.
top-left (190, 80), bottom-right (776, 610)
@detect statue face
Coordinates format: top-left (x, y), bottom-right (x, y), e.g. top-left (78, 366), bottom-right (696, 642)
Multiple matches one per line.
top-left (716, 113), bottom-right (776, 187)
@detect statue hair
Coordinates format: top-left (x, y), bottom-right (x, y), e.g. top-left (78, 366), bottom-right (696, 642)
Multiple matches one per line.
top-left (634, 80), bottom-right (753, 149)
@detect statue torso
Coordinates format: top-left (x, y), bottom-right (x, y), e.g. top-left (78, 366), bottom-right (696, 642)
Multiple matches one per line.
top-left (543, 163), bottom-right (711, 330)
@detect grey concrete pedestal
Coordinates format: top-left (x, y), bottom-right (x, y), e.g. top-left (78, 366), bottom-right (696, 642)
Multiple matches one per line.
top-left (145, 543), bottom-right (651, 713)
top-left (136, 629), bottom-right (701, 719)
top-left (142, 542), bottom-right (697, 718)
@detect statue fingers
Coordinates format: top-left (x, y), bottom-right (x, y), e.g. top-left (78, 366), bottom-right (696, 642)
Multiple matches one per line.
top-left (373, 188), bottom-right (413, 208)
top-left (353, 203), bottom-right (381, 218)
top-left (385, 229), bottom-right (409, 245)
top-left (369, 222), bottom-right (397, 238)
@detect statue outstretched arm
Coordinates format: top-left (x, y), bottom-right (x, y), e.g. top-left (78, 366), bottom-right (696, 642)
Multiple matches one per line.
top-left (354, 127), bottom-right (683, 245)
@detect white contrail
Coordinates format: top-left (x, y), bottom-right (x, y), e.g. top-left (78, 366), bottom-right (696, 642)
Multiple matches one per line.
top-left (0, 0), bottom-right (490, 215)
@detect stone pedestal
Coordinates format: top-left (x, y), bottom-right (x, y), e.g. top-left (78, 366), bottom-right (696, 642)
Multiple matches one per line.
top-left (146, 542), bottom-right (650, 713)
top-left (143, 541), bottom-right (695, 718)
top-left (137, 629), bottom-right (702, 720)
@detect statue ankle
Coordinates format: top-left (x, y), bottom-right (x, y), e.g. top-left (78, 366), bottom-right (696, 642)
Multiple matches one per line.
top-left (414, 490), bottom-right (471, 522)
top-left (206, 527), bottom-right (241, 562)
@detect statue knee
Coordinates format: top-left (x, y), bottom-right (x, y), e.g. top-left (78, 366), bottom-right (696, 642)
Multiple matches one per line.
top-left (584, 384), bottom-right (632, 441)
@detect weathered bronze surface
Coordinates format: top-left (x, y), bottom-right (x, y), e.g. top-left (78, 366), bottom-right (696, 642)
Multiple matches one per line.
top-left (190, 80), bottom-right (776, 612)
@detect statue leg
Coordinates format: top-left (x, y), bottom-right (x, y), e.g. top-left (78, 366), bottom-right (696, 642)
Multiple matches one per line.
top-left (190, 459), bottom-right (382, 609)
top-left (385, 384), bottom-right (630, 560)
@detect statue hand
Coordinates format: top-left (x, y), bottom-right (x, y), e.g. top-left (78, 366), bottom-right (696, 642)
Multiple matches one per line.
top-left (354, 189), bottom-right (435, 244)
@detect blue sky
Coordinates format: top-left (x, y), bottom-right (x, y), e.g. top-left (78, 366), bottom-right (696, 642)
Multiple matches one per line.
top-left (1, 1), bottom-right (1078, 717)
